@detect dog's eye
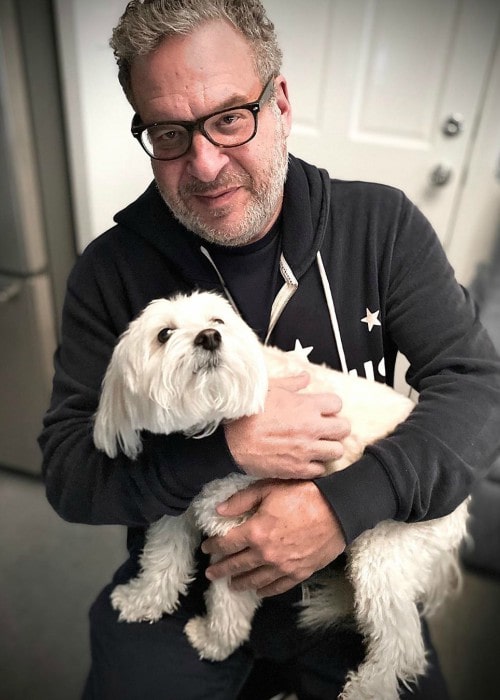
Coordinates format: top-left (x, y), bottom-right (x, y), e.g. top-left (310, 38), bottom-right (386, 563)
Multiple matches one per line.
top-left (157, 328), bottom-right (174, 344)
top-left (210, 318), bottom-right (225, 325)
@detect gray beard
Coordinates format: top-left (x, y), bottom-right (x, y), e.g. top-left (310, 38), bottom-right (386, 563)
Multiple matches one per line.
top-left (157, 134), bottom-right (289, 247)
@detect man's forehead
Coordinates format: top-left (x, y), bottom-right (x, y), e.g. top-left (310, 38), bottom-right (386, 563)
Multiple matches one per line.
top-left (130, 20), bottom-right (260, 120)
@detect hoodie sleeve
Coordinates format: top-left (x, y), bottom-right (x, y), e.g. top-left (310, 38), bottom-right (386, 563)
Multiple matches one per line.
top-left (38, 240), bottom-right (239, 527)
top-left (315, 191), bottom-right (500, 544)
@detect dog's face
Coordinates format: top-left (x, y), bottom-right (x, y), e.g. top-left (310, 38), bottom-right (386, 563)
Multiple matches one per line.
top-left (93, 291), bottom-right (268, 459)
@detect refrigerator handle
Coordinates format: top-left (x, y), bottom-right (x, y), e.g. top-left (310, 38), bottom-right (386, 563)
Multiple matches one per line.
top-left (0, 281), bottom-right (22, 304)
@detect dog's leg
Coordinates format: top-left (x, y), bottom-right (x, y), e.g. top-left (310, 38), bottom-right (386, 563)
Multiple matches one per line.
top-left (184, 573), bottom-right (260, 661)
top-left (184, 473), bottom-right (260, 660)
top-left (111, 510), bottom-right (201, 623)
top-left (339, 597), bottom-right (424, 700)
top-left (338, 526), bottom-right (430, 700)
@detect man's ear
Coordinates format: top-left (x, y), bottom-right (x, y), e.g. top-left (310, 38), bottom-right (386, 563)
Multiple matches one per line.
top-left (274, 75), bottom-right (292, 137)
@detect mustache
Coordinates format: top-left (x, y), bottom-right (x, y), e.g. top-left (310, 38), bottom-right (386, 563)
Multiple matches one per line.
top-left (180, 171), bottom-right (252, 196)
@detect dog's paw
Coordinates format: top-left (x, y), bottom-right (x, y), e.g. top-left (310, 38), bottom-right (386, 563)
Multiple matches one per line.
top-left (110, 583), bottom-right (177, 623)
top-left (184, 615), bottom-right (236, 661)
top-left (338, 670), bottom-right (401, 700)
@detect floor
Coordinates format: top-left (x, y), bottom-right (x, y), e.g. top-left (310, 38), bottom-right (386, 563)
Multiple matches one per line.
top-left (1, 244), bottom-right (500, 700)
top-left (0, 469), bottom-right (126, 700)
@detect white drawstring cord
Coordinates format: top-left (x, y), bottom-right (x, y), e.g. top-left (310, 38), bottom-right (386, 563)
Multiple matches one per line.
top-left (199, 246), bottom-right (240, 315)
top-left (201, 246), bottom-right (348, 377)
top-left (316, 252), bottom-right (349, 375)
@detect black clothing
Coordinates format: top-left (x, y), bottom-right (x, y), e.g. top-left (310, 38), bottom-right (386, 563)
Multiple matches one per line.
top-left (82, 568), bottom-right (449, 700)
top-left (39, 155), bottom-right (500, 699)
top-left (40, 155), bottom-right (500, 545)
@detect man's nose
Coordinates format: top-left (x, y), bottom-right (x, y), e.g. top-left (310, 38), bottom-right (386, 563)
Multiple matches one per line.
top-left (185, 131), bottom-right (230, 182)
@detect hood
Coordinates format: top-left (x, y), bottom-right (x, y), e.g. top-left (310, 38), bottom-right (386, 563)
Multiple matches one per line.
top-left (280, 155), bottom-right (331, 277)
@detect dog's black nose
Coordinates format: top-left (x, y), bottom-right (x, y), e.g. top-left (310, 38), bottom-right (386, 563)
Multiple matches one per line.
top-left (194, 328), bottom-right (221, 351)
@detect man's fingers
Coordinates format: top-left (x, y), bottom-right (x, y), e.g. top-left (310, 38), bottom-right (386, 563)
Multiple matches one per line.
top-left (201, 531), bottom-right (248, 557)
top-left (317, 392), bottom-right (343, 416)
top-left (314, 414), bottom-right (351, 443)
top-left (215, 483), bottom-right (264, 516)
top-left (268, 371), bottom-right (310, 393)
top-left (204, 548), bottom-right (261, 580)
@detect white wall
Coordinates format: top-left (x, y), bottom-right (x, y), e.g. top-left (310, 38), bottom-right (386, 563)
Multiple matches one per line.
top-left (55, 1), bottom-right (151, 251)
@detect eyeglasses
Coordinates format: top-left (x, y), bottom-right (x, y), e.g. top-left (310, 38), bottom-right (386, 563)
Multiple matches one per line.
top-left (131, 78), bottom-right (275, 161)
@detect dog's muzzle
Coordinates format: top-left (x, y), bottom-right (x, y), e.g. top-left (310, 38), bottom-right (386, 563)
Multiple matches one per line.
top-left (192, 328), bottom-right (222, 373)
top-left (194, 328), bottom-right (222, 352)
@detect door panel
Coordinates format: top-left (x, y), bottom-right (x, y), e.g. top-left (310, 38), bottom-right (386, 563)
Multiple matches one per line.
top-left (352, 0), bottom-right (458, 144)
top-left (0, 274), bottom-right (56, 474)
top-left (265, 0), bottom-right (500, 246)
top-left (445, 36), bottom-right (500, 285)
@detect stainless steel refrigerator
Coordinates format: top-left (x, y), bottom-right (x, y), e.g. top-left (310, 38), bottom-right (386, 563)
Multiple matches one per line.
top-left (0, 0), bottom-right (75, 475)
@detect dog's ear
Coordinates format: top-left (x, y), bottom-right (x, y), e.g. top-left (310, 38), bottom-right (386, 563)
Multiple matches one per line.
top-left (93, 344), bottom-right (143, 460)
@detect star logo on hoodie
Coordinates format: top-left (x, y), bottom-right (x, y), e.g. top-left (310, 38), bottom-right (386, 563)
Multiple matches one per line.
top-left (361, 308), bottom-right (381, 332)
top-left (292, 339), bottom-right (313, 360)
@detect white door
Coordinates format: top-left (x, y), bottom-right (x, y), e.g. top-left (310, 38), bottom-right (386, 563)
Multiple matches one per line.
top-left (264, 0), bottom-right (500, 251)
top-left (445, 35), bottom-right (500, 285)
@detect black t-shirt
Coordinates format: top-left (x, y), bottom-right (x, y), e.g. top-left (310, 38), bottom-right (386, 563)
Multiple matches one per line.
top-left (201, 219), bottom-right (282, 341)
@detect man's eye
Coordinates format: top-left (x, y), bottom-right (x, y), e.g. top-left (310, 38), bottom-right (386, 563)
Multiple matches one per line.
top-left (157, 328), bottom-right (174, 344)
top-left (148, 127), bottom-right (183, 145)
top-left (159, 129), bottom-right (179, 141)
top-left (220, 113), bottom-right (239, 125)
top-left (214, 111), bottom-right (246, 131)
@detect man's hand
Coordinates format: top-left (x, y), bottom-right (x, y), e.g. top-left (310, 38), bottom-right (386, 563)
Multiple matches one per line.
top-left (202, 479), bottom-right (346, 597)
top-left (224, 373), bottom-right (351, 480)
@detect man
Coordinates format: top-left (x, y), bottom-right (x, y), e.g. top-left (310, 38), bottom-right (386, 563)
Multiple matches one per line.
top-left (39, 1), bottom-right (500, 698)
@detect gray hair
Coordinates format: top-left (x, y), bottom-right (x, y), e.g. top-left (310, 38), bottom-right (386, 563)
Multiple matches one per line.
top-left (110, 0), bottom-right (283, 108)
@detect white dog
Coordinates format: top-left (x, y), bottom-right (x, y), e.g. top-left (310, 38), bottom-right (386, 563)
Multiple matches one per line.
top-left (93, 290), bottom-right (469, 700)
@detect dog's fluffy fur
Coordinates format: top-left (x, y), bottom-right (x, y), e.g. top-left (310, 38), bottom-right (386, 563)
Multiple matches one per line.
top-left (93, 291), bottom-right (469, 700)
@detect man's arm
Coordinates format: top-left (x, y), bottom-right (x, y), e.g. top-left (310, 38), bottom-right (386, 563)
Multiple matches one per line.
top-left (200, 193), bottom-right (500, 595)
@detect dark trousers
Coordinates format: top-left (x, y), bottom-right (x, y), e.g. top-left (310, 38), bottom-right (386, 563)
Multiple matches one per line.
top-left (82, 570), bottom-right (450, 700)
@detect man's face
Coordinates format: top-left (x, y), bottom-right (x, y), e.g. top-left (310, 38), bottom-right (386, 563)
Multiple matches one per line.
top-left (130, 20), bottom-right (292, 246)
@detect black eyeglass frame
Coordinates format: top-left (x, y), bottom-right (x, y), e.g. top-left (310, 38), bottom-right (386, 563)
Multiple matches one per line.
top-left (131, 77), bottom-right (275, 161)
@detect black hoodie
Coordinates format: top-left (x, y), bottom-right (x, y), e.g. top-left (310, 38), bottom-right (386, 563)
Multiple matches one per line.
top-left (39, 155), bottom-right (500, 556)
